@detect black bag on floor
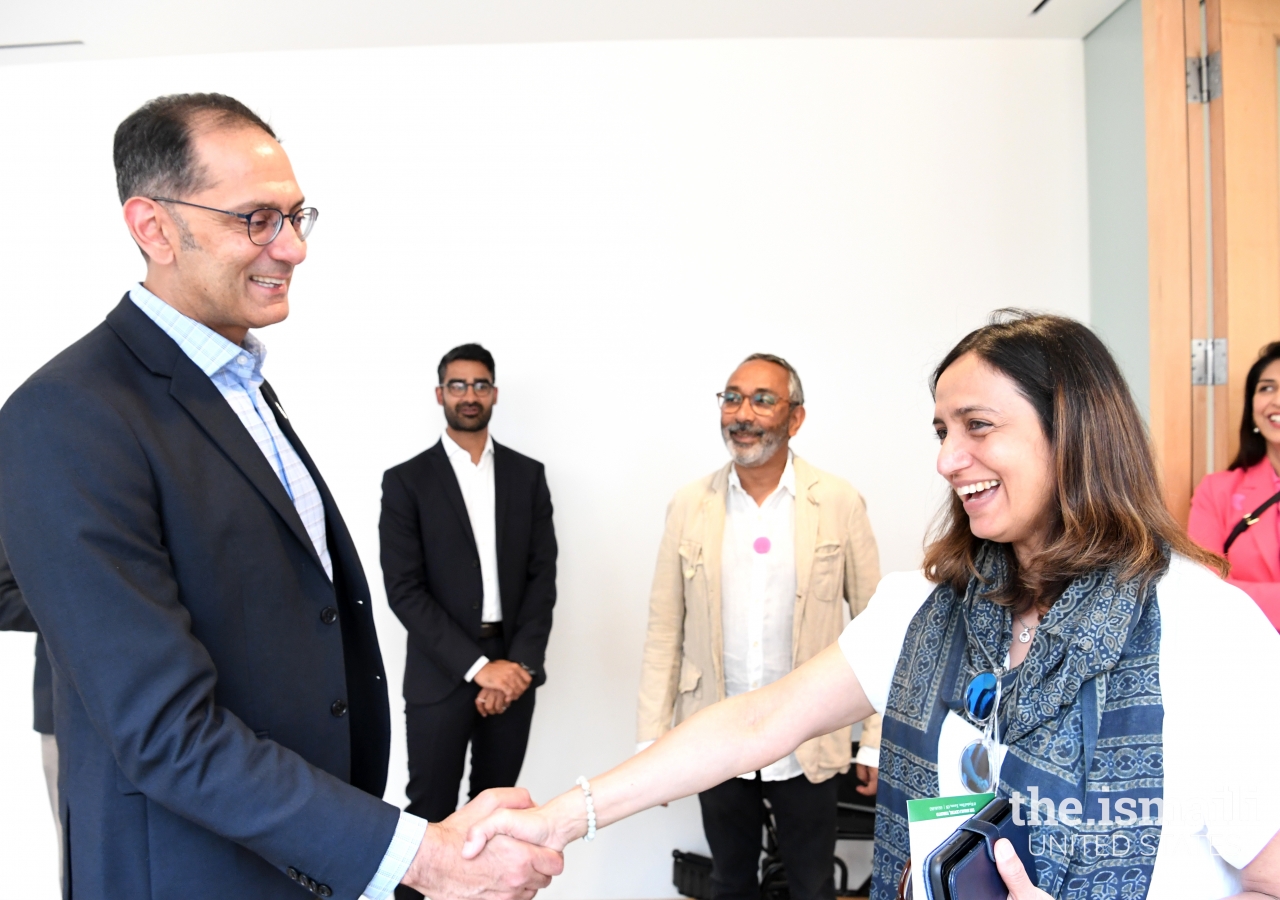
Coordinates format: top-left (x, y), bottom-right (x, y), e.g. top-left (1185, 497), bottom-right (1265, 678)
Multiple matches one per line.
top-left (673, 850), bottom-right (713, 900)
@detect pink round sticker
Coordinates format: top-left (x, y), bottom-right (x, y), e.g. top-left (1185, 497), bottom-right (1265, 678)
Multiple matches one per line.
top-left (753, 536), bottom-right (771, 554)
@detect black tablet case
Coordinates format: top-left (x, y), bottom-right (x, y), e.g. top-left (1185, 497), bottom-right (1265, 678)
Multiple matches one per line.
top-left (923, 797), bottom-right (1037, 900)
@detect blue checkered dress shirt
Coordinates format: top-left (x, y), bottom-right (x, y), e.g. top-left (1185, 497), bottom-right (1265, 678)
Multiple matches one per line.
top-left (128, 285), bottom-right (427, 899)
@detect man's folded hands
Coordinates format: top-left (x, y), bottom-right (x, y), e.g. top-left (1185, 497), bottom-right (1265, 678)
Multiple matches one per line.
top-left (401, 788), bottom-right (564, 900)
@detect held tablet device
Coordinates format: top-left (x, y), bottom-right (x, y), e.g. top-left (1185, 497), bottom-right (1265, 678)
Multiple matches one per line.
top-left (922, 797), bottom-right (1037, 900)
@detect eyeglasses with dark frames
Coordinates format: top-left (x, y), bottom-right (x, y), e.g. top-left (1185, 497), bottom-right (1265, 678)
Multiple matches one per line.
top-left (441, 380), bottom-right (495, 397)
top-left (716, 390), bottom-right (797, 416)
top-left (150, 198), bottom-right (319, 246)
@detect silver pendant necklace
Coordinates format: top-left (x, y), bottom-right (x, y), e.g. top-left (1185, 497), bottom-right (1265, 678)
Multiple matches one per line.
top-left (1015, 613), bottom-right (1037, 644)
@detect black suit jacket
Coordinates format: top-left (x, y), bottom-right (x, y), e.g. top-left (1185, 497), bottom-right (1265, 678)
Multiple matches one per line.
top-left (380, 439), bottom-right (557, 705)
top-left (0, 540), bottom-right (53, 734)
top-left (0, 297), bottom-right (398, 900)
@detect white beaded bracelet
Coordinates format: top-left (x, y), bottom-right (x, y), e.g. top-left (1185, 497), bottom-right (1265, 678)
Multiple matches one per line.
top-left (575, 776), bottom-right (597, 842)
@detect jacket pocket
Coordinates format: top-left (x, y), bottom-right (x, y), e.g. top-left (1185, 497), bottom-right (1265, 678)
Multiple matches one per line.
top-left (808, 544), bottom-right (844, 601)
top-left (678, 541), bottom-right (702, 581)
top-left (677, 658), bottom-right (702, 696)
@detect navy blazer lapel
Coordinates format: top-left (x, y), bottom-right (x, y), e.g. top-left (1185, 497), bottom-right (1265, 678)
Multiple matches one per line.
top-left (428, 441), bottom-right (479, 555)
top-left (106, 298), bottom-right (322, 573)
top-left (260, 381), bottom-right (353, 582)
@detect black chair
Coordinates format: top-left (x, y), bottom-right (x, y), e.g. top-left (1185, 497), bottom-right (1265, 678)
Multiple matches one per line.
top-left (674, 742), bottom-right (877, 900)
top-left (759, 741), bottom-right (877, 899)
top-left (833, 742), bottom-right (877, 897)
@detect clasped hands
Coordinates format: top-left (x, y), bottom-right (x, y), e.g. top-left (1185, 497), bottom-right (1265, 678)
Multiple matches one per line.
top-left (474, 660), bottom-right (532, 717)
top-left (401, 787), bottom-right (577, 900)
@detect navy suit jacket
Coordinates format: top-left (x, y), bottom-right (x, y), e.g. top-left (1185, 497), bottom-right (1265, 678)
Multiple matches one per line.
top-left (0, 297), bottom-right (399, 900)
top-left (380, 440), bottom-right (557, 705)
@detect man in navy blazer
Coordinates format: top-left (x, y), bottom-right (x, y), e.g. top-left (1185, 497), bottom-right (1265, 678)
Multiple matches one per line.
top-left (0, 93), bottom-right (560, 900)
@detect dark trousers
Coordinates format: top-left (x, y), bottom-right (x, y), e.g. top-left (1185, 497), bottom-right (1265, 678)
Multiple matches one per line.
top-left (395, 637), bottom-right (536, 900)
top-left (698, 773), bottom-right (838, 900)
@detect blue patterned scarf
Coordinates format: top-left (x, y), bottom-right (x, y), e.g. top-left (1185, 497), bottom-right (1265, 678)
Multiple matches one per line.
top-left (871, 545), bottom-right (1165, 900)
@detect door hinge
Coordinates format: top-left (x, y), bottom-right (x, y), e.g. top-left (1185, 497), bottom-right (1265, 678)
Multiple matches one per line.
top-left (1187, 52), bottom-right (1222, 103)
top-left (1192, 338), bottom-right (1228, 385)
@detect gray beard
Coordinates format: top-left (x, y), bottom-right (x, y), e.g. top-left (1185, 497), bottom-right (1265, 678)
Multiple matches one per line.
top-left (722, 423), bottom-right (786, 467)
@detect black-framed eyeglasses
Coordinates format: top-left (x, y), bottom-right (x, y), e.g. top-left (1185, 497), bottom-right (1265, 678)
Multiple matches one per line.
top-left (716, 390), bottom-right (796, 415)
top-left (151, 198), bottom-right (319, 246)
top-left (442, 379), bottom-right (495, 397)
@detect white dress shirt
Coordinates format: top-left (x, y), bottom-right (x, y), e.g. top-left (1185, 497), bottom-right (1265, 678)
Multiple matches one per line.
top-left (130, 285), bottom-right (333, 580)
top-left (721, 452), bottom-right (803, 781)
top-left (442, 432), bottom-right (503, 683)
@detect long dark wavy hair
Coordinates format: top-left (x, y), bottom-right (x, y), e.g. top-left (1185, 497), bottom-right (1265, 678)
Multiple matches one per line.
top-left (1227, 342), bottom-right (1280, 471)
top-left (922, 310), bottom-right (1226, 612)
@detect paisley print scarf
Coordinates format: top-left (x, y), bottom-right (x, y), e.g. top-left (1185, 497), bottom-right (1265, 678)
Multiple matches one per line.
top-left (870, 544), bottom-right (1166, 900)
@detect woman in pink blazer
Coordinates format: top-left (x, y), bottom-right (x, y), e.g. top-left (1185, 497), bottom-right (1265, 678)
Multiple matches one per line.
top-left (1189, 341), bottom-right (1280, 628)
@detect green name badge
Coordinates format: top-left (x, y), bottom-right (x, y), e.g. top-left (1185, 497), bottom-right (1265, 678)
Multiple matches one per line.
top-left (906, 793), bottom-right (994, 899)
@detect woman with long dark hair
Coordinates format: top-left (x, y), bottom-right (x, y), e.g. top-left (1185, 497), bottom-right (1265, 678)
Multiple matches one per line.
top-left (454, 313), bottom-right (1280, 900)
top-left (1188, 341), bottom-right (1280, 628)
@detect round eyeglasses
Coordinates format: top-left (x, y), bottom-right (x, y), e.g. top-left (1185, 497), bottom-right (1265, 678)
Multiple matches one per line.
top-left (151, 198), bottom-right (319, 246)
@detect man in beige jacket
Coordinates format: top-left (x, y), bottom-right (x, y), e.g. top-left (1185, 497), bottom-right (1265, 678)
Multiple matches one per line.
top-left (636, 353), bottom-right (881, 900)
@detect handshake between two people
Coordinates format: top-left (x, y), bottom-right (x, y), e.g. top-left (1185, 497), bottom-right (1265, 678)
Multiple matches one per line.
top-left (473, 660), bottom-right (532, 717)
top-left (402, 641), bottom-right (881, 898)
top-left (399, 786), bottom-right (588, 900)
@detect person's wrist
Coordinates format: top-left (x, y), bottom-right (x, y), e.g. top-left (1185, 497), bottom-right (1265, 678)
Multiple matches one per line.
top-left (547, 793), bottom-right (590, 848)
top-left (403, 822), bottom-right (445, 889)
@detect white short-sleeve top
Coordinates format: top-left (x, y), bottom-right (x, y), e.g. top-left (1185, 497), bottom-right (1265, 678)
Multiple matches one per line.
top-left (838, 555), bottom-right (1280, 899)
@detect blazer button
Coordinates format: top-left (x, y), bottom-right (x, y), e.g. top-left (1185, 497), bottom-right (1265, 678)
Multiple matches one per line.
top-left (320, 606), bottom-right (338, 625)
top-left (306, 876), bottom-right (317, 891)
top-left (330, 700), bottom-right (348, 717)
top-left (318, 886), bottom-right (333, 898)
top-left (472, 559), bottom-right (480, 568)
top-left (287, 867), bottom-right (299, 881)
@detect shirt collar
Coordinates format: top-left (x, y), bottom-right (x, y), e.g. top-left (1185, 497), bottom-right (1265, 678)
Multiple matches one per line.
top-left (728, 450), bottom-right (795, 499)
top-left (129, 283), bottom-right (266, 384)
top-left (442, 430), bottom-right (494, 464)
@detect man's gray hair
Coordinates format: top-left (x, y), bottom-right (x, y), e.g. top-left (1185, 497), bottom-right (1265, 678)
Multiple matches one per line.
top-left (740, 353), bottom-right (804, 405)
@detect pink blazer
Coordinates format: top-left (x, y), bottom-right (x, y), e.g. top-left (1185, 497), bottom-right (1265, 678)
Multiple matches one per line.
top-left (1188, 458), bottom-right (1280, 629)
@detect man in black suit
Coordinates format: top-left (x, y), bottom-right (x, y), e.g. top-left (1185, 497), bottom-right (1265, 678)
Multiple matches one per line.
top-left (0, 94), bottom-right (558, 900)
top-left (380, 342), bottom-right (557, 900)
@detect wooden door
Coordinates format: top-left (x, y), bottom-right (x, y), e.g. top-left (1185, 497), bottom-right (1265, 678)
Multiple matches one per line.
top-left (1144, 0), bottom-right (1280, 522)
top-left (1213, 0), bottom-right (1280, 463)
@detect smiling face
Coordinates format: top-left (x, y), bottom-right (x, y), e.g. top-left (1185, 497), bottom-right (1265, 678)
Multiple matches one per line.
top-left (1252, 359), bottom-right (1280, 448)
top-left (933, 352), bottom-right (1057, 563)
top-left (437, 359), bottom-right (498, 433)
top-left (720, 359), bottom-right (803, 467)
top-left (131, 121), bottom-right (307, 343)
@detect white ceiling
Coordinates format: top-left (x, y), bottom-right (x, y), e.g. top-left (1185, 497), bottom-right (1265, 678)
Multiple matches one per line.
top-left (2, 0), bottom-right (1128, 67)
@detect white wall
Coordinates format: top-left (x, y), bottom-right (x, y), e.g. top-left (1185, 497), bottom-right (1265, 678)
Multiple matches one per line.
top-left (0, 37), bottom-right (1088, 898)
top-left (1085, 0), bottom-right (1149, 418)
